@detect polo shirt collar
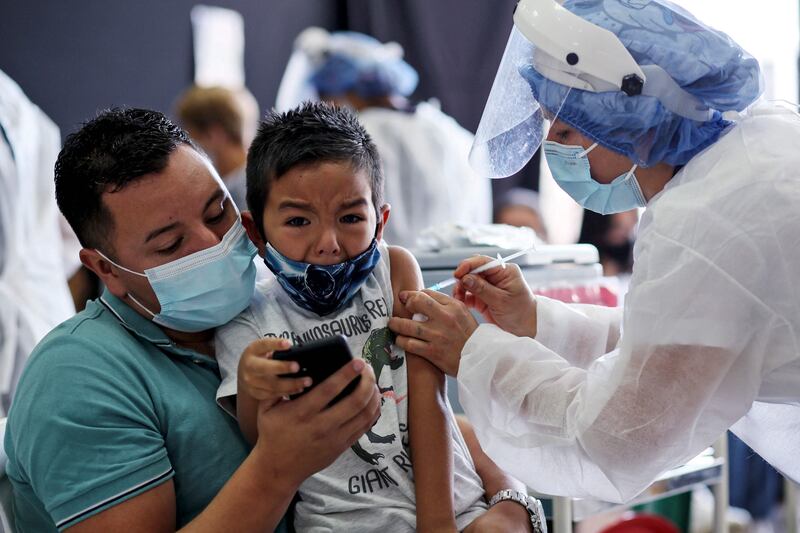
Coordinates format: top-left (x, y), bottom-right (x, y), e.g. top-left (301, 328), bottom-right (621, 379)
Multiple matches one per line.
top-left (97, 289), bottom-right (217, 366)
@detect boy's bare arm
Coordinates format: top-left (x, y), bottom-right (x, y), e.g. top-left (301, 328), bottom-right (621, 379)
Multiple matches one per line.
top-left (389, 246), bottom-right (457, 532)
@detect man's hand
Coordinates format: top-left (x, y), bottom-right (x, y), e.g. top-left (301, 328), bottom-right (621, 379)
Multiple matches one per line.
top-left (237, 338), bottom-right (310, 406)
top-left (253, 359), bottom-right (381, 486)
top-left (463, 502), bottom-right (533, 533)
top-left (452, 256), bottom-right (538, 338)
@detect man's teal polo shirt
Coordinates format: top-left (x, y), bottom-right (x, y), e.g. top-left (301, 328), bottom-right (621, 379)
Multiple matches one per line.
top-left (4, 290), bottom-right (250, 531)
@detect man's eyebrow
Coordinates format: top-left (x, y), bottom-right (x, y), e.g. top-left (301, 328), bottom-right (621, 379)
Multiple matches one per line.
top-left (204, 189), bottom-right (226, 212)
top-left (278, 199), bottom-right (314, 211)
top-left (144, 222), bottom-right (181, 244)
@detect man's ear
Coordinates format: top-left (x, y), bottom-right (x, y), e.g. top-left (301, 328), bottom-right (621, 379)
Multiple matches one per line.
top-left (376, 203), bottom-right (391, 242)
top-left (241, 211), bottom-right (266, 258)
top-left (79, 248), bottom-right (128, 299)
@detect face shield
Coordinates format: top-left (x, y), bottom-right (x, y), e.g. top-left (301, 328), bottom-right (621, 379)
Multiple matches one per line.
top-left (470, 0), bottom-right (711, 178)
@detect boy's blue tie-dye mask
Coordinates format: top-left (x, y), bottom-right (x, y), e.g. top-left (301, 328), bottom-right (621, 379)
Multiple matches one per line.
top-left (264, 239), bottom-right (382, 316)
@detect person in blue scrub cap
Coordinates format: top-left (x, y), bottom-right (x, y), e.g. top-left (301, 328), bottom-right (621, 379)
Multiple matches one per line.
top-left (389, 0), bottom-right (800, 503)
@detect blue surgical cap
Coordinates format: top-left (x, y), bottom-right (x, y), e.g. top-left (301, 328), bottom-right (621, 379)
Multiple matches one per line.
top-left (522, 0), bottom-right (763, 167)
top-left (310, 32), bottom-right (419, 99)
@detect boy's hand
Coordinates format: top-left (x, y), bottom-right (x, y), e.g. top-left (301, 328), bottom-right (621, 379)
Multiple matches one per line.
top-left (237, 338), bottom-right (312, 405)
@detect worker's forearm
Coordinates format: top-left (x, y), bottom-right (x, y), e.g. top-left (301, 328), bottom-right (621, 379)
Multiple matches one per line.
top-left (179, 444), bottom-right (298, 532)
top-left (408, 354), bottom-right (457, 531)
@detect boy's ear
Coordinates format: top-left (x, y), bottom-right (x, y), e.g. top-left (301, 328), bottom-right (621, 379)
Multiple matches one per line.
top-left (375, 203), bottom-right (391, 242)
top-left (241, 211), bottom-right (266, 258)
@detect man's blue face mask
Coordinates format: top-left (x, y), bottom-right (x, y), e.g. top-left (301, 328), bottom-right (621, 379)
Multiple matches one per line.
top-left (98, 220), bottom-right (258, 332)
top-left (264, 238), bottom-right (382, 317)
top-left (543, 140), bottom-right (647, 215)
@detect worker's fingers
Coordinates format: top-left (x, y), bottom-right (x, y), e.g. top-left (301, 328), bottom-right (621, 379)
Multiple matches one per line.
top-left (393, 334), bottom-right (433, 358)
top-left (453, 255), bottom-right (501, 279)
top-left (460, 273), bottom-right (509, 308)
top-left (388, 316), bottom-right (435, 343)
top-left (420, 289), bottom-right (453, 305)
top-left (396, 290), bottom-right (449, 320)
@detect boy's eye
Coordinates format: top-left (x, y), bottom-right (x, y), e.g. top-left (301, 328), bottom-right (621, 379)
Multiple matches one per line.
top-left (340, 214), bottom-right (364, 224)
top-left (286, 217), bottom-right (309, 227)
top-left (157, 238), bottom-right (183, 255)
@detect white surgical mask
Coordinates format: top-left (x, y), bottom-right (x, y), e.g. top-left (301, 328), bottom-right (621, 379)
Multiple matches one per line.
top-left (543, 140), bottom-right (646, 215)
top-left (97, 221), bottom-right (257, 332)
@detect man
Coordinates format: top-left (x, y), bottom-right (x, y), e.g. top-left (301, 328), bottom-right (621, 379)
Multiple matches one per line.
top-left (175, 85), bottom-right (259, 210)
top-left (3, 108), bottom-right (381, 531)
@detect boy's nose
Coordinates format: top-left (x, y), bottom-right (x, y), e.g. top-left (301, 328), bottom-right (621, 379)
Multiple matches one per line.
top-left (315, 229), bottom-right (341, 259)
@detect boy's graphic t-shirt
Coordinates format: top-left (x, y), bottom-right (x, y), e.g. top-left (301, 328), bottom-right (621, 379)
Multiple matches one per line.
top-left (216, 242), bottom-right (487, 532)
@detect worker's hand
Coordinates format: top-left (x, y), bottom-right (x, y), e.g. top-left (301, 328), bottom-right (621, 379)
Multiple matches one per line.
top-left (463, 502), bottom-right (533, 533)
top-left (388, 290), bottom-right (478, 376)
top-left (452, 256), bottom-right (537, 338)
top-left (254, 359), bottom-right (381, 486)
top-left (237, 338), bottom-right (312, 406)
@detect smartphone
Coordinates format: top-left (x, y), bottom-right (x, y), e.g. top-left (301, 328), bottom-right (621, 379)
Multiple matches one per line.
top-left (272, 335), bottom-right (361, 406)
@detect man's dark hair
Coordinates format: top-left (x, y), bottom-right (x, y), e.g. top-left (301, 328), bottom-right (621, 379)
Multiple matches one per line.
top-left (246, 102), bottom-right (383, 238)
top-left (55, 108), bottom-right (195, 252)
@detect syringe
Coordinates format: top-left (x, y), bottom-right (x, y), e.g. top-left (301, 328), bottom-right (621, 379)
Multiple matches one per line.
top-left (426, 246), bottom-right (537, 292)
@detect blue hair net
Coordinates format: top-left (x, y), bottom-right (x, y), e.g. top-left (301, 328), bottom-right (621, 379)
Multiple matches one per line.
top-left (310, 32), bottom-right (419, 99)
top-left (522, 0), bottom-right (763, 167)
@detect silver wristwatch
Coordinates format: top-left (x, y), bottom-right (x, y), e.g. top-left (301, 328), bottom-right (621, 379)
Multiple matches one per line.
top-left (488, 489), bottom-right (547, 533)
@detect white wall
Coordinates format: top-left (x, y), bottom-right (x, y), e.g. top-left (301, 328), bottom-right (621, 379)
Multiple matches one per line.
top-left (677, 0), bottom-right (799, 102)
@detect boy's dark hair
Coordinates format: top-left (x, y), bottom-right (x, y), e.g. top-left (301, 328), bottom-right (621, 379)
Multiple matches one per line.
top-left (246, 102), bottom-right (383, 238)
top-left (55, 108), bottom-right (195, 252)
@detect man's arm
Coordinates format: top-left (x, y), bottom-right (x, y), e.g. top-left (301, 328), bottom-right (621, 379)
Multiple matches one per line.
top-left (389, 246), bottom-right (457, 531)
top-left (457, 416), bottom-right (533, 533)
top-left (67, 359), bottom-right (380, 532)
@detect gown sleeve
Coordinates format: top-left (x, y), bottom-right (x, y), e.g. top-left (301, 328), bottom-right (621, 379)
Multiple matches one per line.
top-left (457, 228), bottom-right (784, 502)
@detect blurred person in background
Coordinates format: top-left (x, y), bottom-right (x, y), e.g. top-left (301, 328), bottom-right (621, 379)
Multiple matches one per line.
top-left (578, 209), bottom-right (638, 277)
top-left (494, 187), bottom-right (548, 242)
top-left (0, 69), bottom-right (76, 413)
top-left (275, 27), bottom-right (492, 249)
top-left (175, 85), bottom-right (259, 210)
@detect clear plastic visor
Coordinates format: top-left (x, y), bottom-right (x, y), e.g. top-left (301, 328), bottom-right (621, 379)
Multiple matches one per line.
top-left (469, 26), bottom-right (570, 179)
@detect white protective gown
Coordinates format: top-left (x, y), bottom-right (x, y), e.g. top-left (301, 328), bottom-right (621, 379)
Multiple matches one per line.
top-left (458, 103), bottom-right (800, 502)
top-left (0, 70), bottom-right (75, 413)
top-left (358, 102), bottom-right (493, 249)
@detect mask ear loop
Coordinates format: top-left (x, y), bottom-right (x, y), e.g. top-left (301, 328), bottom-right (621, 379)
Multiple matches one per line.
top-left (576, 142), bottom-right (598, 158)
top-left (94, 249), bottom-right (159, 318)
top-left (95, 250), bottom-right (147, 277)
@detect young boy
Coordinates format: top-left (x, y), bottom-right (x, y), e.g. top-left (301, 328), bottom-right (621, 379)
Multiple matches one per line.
top-left (215, 103), bottom-right (530, 531)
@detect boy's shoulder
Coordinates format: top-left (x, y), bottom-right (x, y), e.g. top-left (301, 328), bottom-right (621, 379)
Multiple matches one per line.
top-left (386, 245), bottom-right (423, 294)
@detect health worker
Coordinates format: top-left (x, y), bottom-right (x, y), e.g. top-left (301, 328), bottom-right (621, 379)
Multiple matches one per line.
top-left (389, 0), bottom-right (800, 502)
